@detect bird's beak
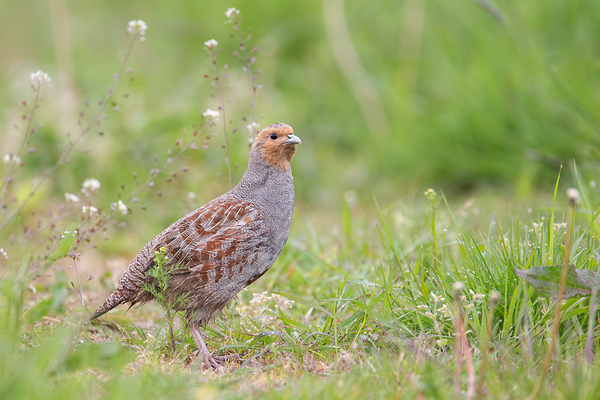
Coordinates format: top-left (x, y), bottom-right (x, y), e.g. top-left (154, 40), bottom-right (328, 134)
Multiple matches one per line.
top-left (283, 134), bottom-right (302, 145)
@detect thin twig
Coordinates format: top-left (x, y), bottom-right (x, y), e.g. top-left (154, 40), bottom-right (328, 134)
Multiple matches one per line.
top-left (210, 50), bottom-right (232, 189)
top-left (232, 15), bottom-right (258, 123)
top-left (0, 82), bottom-right (42, 205)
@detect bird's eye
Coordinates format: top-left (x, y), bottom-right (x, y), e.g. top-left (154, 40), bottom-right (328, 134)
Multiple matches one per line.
top-left (269, 133), bottom-right (278, 140)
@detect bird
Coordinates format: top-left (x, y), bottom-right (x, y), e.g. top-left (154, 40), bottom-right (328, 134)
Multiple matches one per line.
top-left (90, 123), bottom-right (301, 370)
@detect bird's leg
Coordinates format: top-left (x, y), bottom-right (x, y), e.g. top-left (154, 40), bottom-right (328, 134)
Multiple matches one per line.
top-left (188, 324), bottom-right (241, 371)
top-left (189, 324), bottom-right (224, 371)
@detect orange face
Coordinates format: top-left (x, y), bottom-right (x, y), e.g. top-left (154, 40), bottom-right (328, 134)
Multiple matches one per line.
top-left (254, 123), bottom-right (301, 171)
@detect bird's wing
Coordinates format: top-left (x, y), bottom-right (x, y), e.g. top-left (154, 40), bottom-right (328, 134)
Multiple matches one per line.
top-left (156, 199), bottom-right (270, 283)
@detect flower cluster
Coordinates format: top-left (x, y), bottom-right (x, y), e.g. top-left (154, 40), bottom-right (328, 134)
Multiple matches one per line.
top-left (30, 70), bottom-right (51, 87)
top-left (127, 19), bottom-right (148, 41)
top-left (553, 222), bottom-right (567, 231)
top-left (65, 193), bottom-right (80, 203)
top-left (246, 122), bottom-right (260, 139)
top-left (271, 293), bottom-right (294, 311)
top-left (0, 248), bottom-right (7, 259)
top-left (204, 39), bottom-right (218, 51)
top-left (81, 178), bottom-right (101, 196)
top-left (225, 7), bottom-right (240, 20)
top-left (82, 205), bottom-right (98, 215)
top-left (424, 188), bottom-right (437, 200)
top-left (3, 154), bottom-right (22, 166)
top-left (237, 291), bottom-right (294, 318)
top-left (111, 200), bottom-right (128, 216)
top-left (202, 108), bottom-right (220, 126)
top-left (567, 187), bottom-right (580, 203)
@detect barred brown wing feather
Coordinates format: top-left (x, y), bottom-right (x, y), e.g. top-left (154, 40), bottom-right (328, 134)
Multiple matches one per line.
top-left (155, 200), bottom-right (269, 283)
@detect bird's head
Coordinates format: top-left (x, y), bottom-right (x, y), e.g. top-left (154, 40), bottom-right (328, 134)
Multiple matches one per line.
top-left (252, 123), bottom-right (301, 172)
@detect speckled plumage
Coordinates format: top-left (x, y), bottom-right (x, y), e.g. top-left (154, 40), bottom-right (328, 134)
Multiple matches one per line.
top-left (90, 123), bottom-right (300, 369)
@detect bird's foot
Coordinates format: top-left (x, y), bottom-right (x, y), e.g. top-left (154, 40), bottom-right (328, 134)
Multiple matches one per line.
top-left (193, 350), bottom-right (240, 372)
top-left (202, 352), bottom-right (225, 372)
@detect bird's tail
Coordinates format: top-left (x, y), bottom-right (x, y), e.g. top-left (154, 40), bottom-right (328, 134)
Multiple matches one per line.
top-left (89, 290), bottom-right (128, 321)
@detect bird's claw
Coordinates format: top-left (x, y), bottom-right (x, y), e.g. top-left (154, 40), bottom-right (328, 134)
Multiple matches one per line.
top-left (198, 352), bottom-right (240, 372)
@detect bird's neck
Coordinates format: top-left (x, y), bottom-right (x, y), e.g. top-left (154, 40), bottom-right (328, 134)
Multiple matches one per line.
top-left (232, 152), bottom-right (295, 214)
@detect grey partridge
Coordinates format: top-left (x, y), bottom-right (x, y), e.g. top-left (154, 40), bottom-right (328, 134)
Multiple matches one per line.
top-left (90, 123), bottom-right (301, 369)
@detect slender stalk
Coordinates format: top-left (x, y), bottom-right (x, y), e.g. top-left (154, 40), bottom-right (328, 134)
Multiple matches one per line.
top-left (233, 18), bottom-right (258, 123)
top-left (210, 51), bottom-right (232, 189)
top-left (477, 291), bottom-right (500, 399)
top-left (166, 307), bottom-right (176, 355)
top-left (453, 283), bottom-right (464, 398)
top-left (0, 83), bottom-right (42, 205)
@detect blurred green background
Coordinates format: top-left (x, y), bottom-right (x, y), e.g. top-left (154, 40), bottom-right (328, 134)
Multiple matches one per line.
top-left (1, 0), bottom-right (600, 252)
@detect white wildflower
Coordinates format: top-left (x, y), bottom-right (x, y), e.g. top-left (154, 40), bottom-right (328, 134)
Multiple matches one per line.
top-left (438, 304), bottom-right (452, 317)
top-left (225, 7), bottom-right (240, 19)
top-left (202, 108), bottom-right (220, 126)
top-left (82, 206), bottom-right (98, 215)
top-left (553, 222), bottom-right (567, 232)
top-left (81, 178), bottom-right (101, 196)
top-left (272, 294), bottom-right (294, 311)
top-left (187, 192), bottom-right (196, 199)
top-left (247, 122), bottom-right (260, 136)
top-left (30, 70), bottom-right (51, 86)
top-left (0, 248), bottom-right (7, 259)
top-left (424, 188), bottom-right (436, 197)
top-left (453, 281), bottom-right (465, 292)
top-left (127, 19), bottom-right (148, 41)
top-left (117, 200), bottom-right (127, 216)
top-left (3, 154), bottom-right (22, 165)
top-left (567, 188), bottom-right (580, 203)
top-left (249, 292), bottom-right (270, 309)
top-left (431, 293), bottom-right (443, 304)
top-left (204, 39), bottom-right (218, 50)
top-left (65, 193), bottom-right (80, 203)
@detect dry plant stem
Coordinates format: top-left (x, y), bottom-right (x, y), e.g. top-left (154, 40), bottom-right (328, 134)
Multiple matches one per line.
top-left (454, 288), bottom-right (475, 400)
top-left (529, 199), bottom-right (575, 399)
top-left (233, 20), bottom-right (257, 122)
top-left (0, 33), bottom-right (139, 233)
top-left (453, 291), bottom-right (463, 398)
top-left (69, 251), bottom-right (89, 314)
top-left (211, 51), bottom-right (232, 189)
top-left (0, 85), bottom-right (42, 206)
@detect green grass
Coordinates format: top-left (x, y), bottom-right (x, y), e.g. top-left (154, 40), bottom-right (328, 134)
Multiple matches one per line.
top-left (3, 183), bottom-right (600, 399)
